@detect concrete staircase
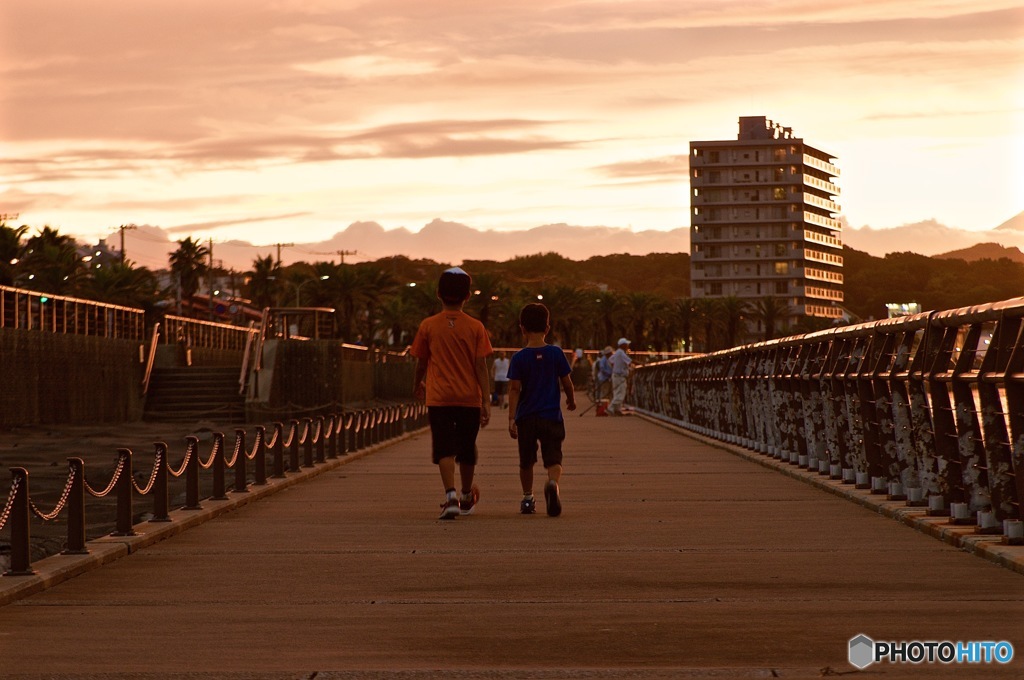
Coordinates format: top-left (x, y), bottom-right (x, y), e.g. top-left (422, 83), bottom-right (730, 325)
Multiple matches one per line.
top-left (143, 366), bottom-right (246, 424)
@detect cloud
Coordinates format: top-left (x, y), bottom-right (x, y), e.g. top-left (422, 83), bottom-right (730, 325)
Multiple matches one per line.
top-left (843, 219), bottom-right (1024, 256)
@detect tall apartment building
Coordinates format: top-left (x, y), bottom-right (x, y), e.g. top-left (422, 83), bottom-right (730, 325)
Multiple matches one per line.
top-left (689, 116), bottom-right (843, 339)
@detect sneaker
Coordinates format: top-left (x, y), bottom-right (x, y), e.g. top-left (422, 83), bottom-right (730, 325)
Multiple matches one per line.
top-left (520, 496), bottom-right (536, 514)
top-left (438, 496), bottom-right (460, 520)
top-left (460, 485), bottom-right (480, 515)
top-left (544, 480), bottom-right (561, 517)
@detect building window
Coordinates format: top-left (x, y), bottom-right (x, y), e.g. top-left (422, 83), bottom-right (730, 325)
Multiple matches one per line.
top-left (707, 282), bottom-right (723, 295)
top-left (775, 262), bottom-right (789, 275)
top-left (709, 151), bottom-right (720, 163)
top-left (773, 187), bottom-right (786, 200)
top-left (775, 281), bottom-right (788, 294)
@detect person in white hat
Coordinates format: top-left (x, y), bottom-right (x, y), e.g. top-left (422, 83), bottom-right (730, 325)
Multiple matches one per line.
top-left (608, 338), bottom-right (632, 415)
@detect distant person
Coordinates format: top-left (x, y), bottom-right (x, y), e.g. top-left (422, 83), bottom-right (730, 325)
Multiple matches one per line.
top-left (608, 338), bottom-right (632, 416)
top-left (492, 351), bottom-right (510, 409)
top-left (507, 303), bottom-right (576, 517)
top-left (593, 346), bottom-right (613, 401)
top-left (411, 267), bottom-right (494, 520)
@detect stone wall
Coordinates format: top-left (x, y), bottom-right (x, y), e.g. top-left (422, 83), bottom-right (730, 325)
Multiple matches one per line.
top-left (0, 328), bottom-right (145, 427)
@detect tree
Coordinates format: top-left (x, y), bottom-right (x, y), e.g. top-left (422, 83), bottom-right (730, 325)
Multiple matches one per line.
top-left (20, 226), bottom-right (84, 295)
top-left (80, 261), bottom-right (159, 309)
top-left (0, 222), bottom-right (27, 286)
top-left (720, 296), bottom-right (750, 348)
top-left (750, 296), bottom-right (790, 341)
top-left (692, 298), bottom-right (724, 352)
top-left (673, 298), bottom-right (697, 352)
top-left (168, 237), bottom-right (209, 316)
top-left (622, 291), bottom-right (663, 349)
top-left (245, 255), bottom-right (282, 310)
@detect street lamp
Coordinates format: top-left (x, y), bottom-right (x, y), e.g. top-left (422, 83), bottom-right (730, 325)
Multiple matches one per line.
top-left (294, 275), bottom-right (329, 306)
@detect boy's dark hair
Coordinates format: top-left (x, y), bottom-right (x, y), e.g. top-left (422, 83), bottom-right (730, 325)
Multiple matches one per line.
top-left (437, 267), bottom-right (472, 305)
top-left (519, 303), bottom-right (549, 333)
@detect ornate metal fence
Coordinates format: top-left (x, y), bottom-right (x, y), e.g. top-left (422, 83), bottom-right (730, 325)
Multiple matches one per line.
top-left (632, 297), bottom-right (1024, 544)
top-left (0, 403), bottom-right (428, 576)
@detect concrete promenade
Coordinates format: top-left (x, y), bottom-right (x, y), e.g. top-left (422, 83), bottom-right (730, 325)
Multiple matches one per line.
top-left (1, 406), bottom-right (1023, 679)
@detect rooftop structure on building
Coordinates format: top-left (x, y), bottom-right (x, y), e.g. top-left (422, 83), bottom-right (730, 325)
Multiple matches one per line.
top-left (689, 116), bottom-right (843, 344)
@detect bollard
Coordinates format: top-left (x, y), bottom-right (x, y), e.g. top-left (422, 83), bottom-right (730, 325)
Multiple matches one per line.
top-left (854, 471), bottom-right (870, 490)
top-left (315, 417), bottom-right (325, 464)
top-left (906, 487), bottom-right (926, 506)
top-left (253, 426), bottom-right (267, 485)
top-left (184, 437), bottom-right (202, 510)
top-left (870, 476), bottom-right (887, 495)
top-left (233, 429), bottom-right (249, 493)
top-left (326, 416), bottom-right (338, 460)
top-left (63, 459), bottom-right (89, 554)
top-left (887, 481), bottom-right (906, 501)
top-left (829, 463), bottom-right (842, 480)
top-left (841, 468), bottom-right (855, 485)
top-left (288, 419), bottom-right (300, 472)
top-left (976, 510), bottom-right (1000, 534)
top-left (112, 450), bottom-right (136, 536)
top-left (210, 433), bottom-right (228, 501)
top-left (151, 445), bottom-right (171, 522)
top-left (818, 459), bottom-right (830, 476)
top-left (272, 422), bottom-right (285, 478)
top-left (302, 418), bottom-right (314, 468)
top-left (5, 468), bottom-right (36, 576)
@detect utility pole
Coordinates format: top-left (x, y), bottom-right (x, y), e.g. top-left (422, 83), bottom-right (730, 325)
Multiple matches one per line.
top-left (208, 238), bottom-right (215, 321)
top-left (118, 223), bottom-right (137, 265)
top-left (337, 250), bottom-right (358, 264)
top-left (275, 242), bottom-right (295, 267)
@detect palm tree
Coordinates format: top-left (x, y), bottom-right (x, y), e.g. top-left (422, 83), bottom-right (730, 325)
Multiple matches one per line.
top-left (168, 237), bottom-right (209, 316)
top-left (0, 222), bottom-right (27, 286)
top-left (20, 226), bottom-right (84, 295)
top-left (464, 272), bottom-right (508, 331)
top-left (245, 255), bottom-right (281, 310)
top-left (622, 291), bottom-right (662, 349)
top-left (692, 297), bottom-right (725, 352)
top-left (751, 296), bottom-right (791, 341)
top-left (592, 292), bottom-right (622, 348)
top-left (536, 285), bottom-right (591, 349)
top-left (720, 296), bottom-right (750, 348)
top-left (673, 298), bottom-right (697, 352)
top-left (357, 265), bottom-right (399, 346)
top-left (80, 261), bottom-right (159, 309)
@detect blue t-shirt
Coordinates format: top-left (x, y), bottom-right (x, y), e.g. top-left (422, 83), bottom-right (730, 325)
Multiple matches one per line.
top-left (507, 344), bottom-right (572, 423)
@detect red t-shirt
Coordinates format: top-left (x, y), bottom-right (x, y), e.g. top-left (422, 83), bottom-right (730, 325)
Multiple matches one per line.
top-left (410, 310), bottom-right (493, 407)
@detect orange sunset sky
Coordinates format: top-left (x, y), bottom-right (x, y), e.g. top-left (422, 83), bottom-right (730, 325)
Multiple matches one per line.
top-left (1, 1), bottom-right (1022, 268)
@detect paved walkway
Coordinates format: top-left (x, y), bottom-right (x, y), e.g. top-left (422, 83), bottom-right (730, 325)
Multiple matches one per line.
top-left (1, 405), bottom-right (1023, 679)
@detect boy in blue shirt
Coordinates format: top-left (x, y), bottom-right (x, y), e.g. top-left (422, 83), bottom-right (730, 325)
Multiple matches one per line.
top-left (507, 303), bottom-right (576, 516)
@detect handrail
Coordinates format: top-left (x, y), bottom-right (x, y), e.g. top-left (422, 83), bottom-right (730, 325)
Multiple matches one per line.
top-left (0, 400), bottom-right (429, 577)
top-left (632, 295), bottom-right (1024, 543)
top-left (162, 314), bottom-right (258, 352)
top-left (141, 322), bottom-right (161, 396)
top-left (0, 284), bottom-right (145, 340)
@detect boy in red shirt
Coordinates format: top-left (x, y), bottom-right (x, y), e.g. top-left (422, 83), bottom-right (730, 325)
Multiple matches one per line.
top-left (410, 267), bottom-right (494, 519)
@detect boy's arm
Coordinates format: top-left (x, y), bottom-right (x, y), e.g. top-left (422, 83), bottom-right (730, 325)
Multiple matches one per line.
top-left (413, 358), bottom-right (428, 401)
top-left (560, 375), bottom-right (577, 411)
top-left (507, 379), bottom-right (521, 439)
top-left (475, 356), bottom-right (491, 428)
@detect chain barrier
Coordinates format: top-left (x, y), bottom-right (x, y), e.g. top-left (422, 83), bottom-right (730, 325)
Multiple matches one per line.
top-left (83, 455), bottom-right (127, 498)
top-left (0, 400), bottom-right (426, 576)
top-left (0, 475), bottom-right (21, 532)
top-left (29, 464), bottom-right (77, 521)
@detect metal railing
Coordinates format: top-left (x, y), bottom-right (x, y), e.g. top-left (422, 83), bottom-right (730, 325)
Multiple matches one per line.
top-left (0, 285), bottom-right (145, 340)
top-left (0, 403), bottom-right (428, 576)
top-left (632, 296), bottom-right (1024, 544)
top-left (162, 314), bottom-right (259, 352)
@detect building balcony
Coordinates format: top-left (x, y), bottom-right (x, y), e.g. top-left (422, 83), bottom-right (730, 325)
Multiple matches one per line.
top-left (804, 248), bottom-right (844, 266)
top-left (803, 194), bottom-right (841, 214)
top-left (803, 230), bottom-right (843, 249)
top-left (802, 154), bottom-right (840, 177)
top-left (804, 211), bottom-right (843, 231)
top-left (803, 266), bottom-right (844, 284)
top-left (801, 175), bottom-right (840, 196)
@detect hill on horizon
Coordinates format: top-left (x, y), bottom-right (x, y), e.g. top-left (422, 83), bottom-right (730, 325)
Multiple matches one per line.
top-left (934, 242), bottom-right (1024, 264)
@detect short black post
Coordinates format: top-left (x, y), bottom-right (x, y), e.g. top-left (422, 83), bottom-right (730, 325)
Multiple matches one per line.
top-left (288, 419), bottom-right (300, 472)
top-left (326, 416), bottom-right (338, 460)
top-left (272, 422), bottom-right (285, 478)
top-left (150, 444), bottom-right (171, 522)
top-left (253, 426), bottom-right (267, 485)
top-left (63, 458), bottom-right (88, 555)
top-left (5, 468), bottom-right (36, 575)
top-left (112, 450), bottom-right (136, 536)
top-left (233, 429), bottom-right (249, 493)
top-left (211, 433), bottom-right (228, 500)
top-left (184, 437), bottom-right (202, 510)
top-left (315, 417), bottom-right (326, 464)
top-left (302, 418), bottom-right (314, 468)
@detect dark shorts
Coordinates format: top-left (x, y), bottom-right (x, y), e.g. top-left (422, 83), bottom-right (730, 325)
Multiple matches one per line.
top-left (494, 380), bottom-right (508, 395)
top-left (516, 416), bottom-right (565, 470)
top-left (428, 406), bottom-right (481, 465)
